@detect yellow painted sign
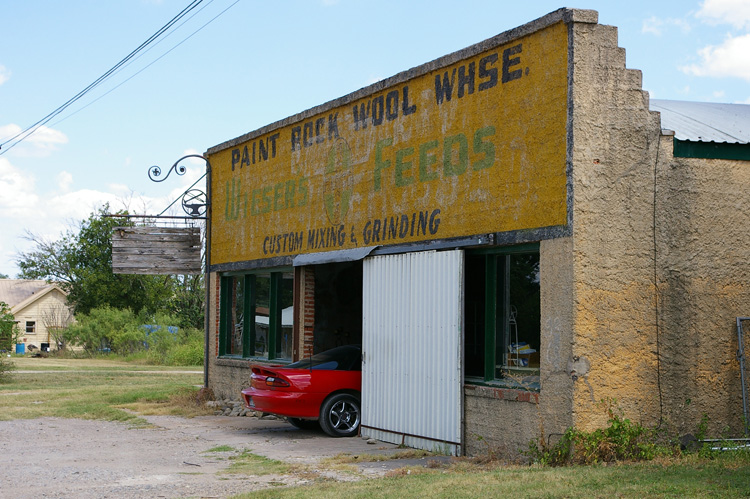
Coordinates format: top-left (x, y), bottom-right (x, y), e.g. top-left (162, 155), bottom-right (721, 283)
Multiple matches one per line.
top-left (209, 21), bottom-right (568, 266)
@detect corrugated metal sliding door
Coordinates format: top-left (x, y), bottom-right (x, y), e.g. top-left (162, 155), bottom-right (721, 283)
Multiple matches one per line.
top-left (361, 250), bottom-right (464, 455)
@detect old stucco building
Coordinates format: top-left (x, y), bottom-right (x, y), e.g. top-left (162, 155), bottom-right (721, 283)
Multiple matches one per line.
top-left (202, 8), bottom-right (750, 456)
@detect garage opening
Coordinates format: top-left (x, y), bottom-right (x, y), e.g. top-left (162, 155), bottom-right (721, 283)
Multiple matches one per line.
top-left (312, 261), bottom-right (363, 353)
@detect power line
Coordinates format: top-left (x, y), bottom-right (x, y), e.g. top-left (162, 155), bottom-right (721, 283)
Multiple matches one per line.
top-left (47, 0), bottom-right (240, 130)
top-left (0, 0), bottom-right (206, 155)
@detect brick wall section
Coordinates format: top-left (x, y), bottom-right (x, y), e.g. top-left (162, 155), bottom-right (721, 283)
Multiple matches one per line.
top-left (302, 266), bottom-right (315, 359)
top-left (214, 273), bottom-right (220, 356)
top-left (464, 385), bottom-right (539, 404)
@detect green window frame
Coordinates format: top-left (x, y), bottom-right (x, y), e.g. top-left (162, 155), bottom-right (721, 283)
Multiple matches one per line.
top-left (465, 244), bottom-right (540, 387)
top-left (219, 270), bottom-right (294, 361)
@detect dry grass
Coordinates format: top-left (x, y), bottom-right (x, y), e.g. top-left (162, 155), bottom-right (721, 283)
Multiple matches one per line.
top-left (0, 358), bottom-right (204, 421)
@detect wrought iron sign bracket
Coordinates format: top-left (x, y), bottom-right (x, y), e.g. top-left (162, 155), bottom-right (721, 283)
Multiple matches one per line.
top-left (148, 154), bottom-right (209, 218)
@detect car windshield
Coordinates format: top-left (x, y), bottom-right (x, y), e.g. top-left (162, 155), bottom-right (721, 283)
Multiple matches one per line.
top-left (285, 345), bottom-right (361, 371)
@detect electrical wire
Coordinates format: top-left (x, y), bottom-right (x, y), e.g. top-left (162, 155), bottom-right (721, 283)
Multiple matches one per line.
top-left (0, 0), bottom-right (206, 155)
top-left (652, 126), bottom-right (664, 427)
top-left (46, 0), bottom-right (240, 130)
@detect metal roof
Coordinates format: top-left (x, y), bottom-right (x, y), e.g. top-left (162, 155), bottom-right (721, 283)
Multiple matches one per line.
top-left (0, 279), bottom-right (57, 308)
top-left (650, 99), bottom-right (750, 144)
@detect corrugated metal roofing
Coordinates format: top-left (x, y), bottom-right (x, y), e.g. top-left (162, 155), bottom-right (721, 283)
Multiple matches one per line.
top-left (650, 99), bottom-right (750, 144)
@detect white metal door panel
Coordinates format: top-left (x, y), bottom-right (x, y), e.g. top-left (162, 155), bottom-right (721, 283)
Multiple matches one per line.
top-left (361, 250), bottom-right (463, 455)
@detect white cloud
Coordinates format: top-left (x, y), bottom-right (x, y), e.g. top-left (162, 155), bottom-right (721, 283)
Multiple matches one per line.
top-left (642, 16), bottom-right (691, 36)
top-left (57, 171), bottom-right (73, 192)
top-left (0, 157), bottom-right (40, 217)
top-left (0, 65), bottom-right (10, 85)
top-left (0, 123), bottom-right (68, 157)
top-left (46, 189), bottom-right (121, 222)
top-left (642, 16), bottom-right (664, 35)
top-left (0, 156), bottom-right (147, 277)
top-left (681, 33), bottom-right (750, 80)
top-left (697, 0), bottom-right (750, 29)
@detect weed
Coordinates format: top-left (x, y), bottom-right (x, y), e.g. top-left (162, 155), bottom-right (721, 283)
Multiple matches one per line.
top-left (696, 413), bottom-right (709, 441)
top-left (526, 398), bottom-right (677, 466)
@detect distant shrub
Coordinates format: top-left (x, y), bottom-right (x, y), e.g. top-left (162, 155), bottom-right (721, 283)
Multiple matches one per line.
top-left (164, 328), bottom-right (204, 366)
top-left (0, 354), bottom-right (15, 382)
top-left (59, 307), bottom-right (202, 365)
top-left (64, 306), bottom-right (143, 354)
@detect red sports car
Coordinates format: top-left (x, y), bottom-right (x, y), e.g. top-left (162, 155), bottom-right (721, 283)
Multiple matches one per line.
top-left (241, 345), bottom-right (361, 437)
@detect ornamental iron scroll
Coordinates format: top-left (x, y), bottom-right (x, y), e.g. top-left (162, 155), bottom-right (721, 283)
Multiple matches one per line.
top-left (148, 154), bottom-right (209, 218)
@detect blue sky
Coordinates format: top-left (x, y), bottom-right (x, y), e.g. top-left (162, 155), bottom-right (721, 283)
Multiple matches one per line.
top-left (1, 0), bottom-right (749, 278)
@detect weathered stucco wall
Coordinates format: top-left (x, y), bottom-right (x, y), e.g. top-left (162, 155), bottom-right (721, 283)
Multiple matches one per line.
top-left (568, 19), bottom-right (663, 430)
top-left (538, 236), bottom-right (576, 442)
top-left (656, 135), bottom-right (750, 437)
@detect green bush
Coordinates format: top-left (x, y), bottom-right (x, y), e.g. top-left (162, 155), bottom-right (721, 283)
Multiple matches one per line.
top-left (64, 306), bottom-right (143, 354)
top-left (527, 398), bottom-right (677, 466)
top-left (59, 306), bottom-right (203, 365)
top-left (164, 327), bottom-right (203, 366)
top-left (0, 301), bottom-right (21, 352)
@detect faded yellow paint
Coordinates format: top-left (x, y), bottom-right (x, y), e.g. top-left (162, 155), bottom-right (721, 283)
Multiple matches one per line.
top-left (209, 21), bottom-right (568, 265)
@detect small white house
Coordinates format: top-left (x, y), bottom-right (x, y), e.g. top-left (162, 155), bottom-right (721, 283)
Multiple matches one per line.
top-left (0, 279), bottom-right (74, 352)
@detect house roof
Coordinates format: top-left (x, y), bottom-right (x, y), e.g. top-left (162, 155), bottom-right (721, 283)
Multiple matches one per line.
top-left (0, 280), bottom-right (67, 312)
top-left (650, 99), bottom-right (750, 144)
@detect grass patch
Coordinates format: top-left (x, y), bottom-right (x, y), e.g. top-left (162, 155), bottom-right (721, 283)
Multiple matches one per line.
top-left (206, 445), bottom-right (236, 453)
top-left (321, 449), bottom-right (435, 465)
top-left (0, 358), bottom-right (204, 422)
top-left (236, 457), bottom-right (750, 498)
top-left (223, 450), bottom-right (294, 476)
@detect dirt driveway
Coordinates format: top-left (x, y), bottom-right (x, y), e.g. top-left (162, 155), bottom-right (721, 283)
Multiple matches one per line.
top-left (0, 415), bottom-right (422, 498)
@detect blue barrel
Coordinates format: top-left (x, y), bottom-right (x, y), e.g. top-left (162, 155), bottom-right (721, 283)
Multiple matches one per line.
top-left (15, 343), bottom-right (25, 355)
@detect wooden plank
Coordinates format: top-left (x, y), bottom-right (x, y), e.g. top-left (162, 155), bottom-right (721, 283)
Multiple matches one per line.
top-left (112, 247), bottom-right (201, 257)
top-left (111, 226), bottom-right (203, 275)
top-left (114, 226), bottom-right (201, 234)
top-left (113, 234), bottom-right (201, 244)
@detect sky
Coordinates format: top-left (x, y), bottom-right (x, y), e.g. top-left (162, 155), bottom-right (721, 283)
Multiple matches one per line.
top-left (1, 0), bottom-right (749, 278)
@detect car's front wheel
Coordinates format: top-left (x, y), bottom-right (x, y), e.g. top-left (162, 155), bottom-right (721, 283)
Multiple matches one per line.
top-left (319, 393), bottom-right (360, 437)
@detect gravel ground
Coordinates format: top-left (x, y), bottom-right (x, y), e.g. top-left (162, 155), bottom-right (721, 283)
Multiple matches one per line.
top-left (0, 415), bottom-right (410, 499)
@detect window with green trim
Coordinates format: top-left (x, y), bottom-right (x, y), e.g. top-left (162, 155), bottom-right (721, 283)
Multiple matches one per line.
top-left (465, 245), bottom-right (540, 387)
top-left (219, 270), bottom-right (293, 361)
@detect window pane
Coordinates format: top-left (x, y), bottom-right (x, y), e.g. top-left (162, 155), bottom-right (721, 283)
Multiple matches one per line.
top-left (276, 272), bottom-right (294, 360)
top-left (464, 254), bottom-right (487, 378)
top-left (254, 274), bottom-right (271, 356)
top-left (497, 253), bottom-right (540, 382)
top-left (227, 276), bottom-right (244, 355)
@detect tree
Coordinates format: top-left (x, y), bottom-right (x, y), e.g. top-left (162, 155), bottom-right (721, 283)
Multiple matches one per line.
top-left (41, 302), bottom-right (75, 351)
top-left (16, 205), bottom-right (203, 324)
top-left (0, 301), bottom-right (21, 351)
top-left (167, 273), bottom-right (205, 329)
top-left (0, 273), bottom-right (9, 279)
